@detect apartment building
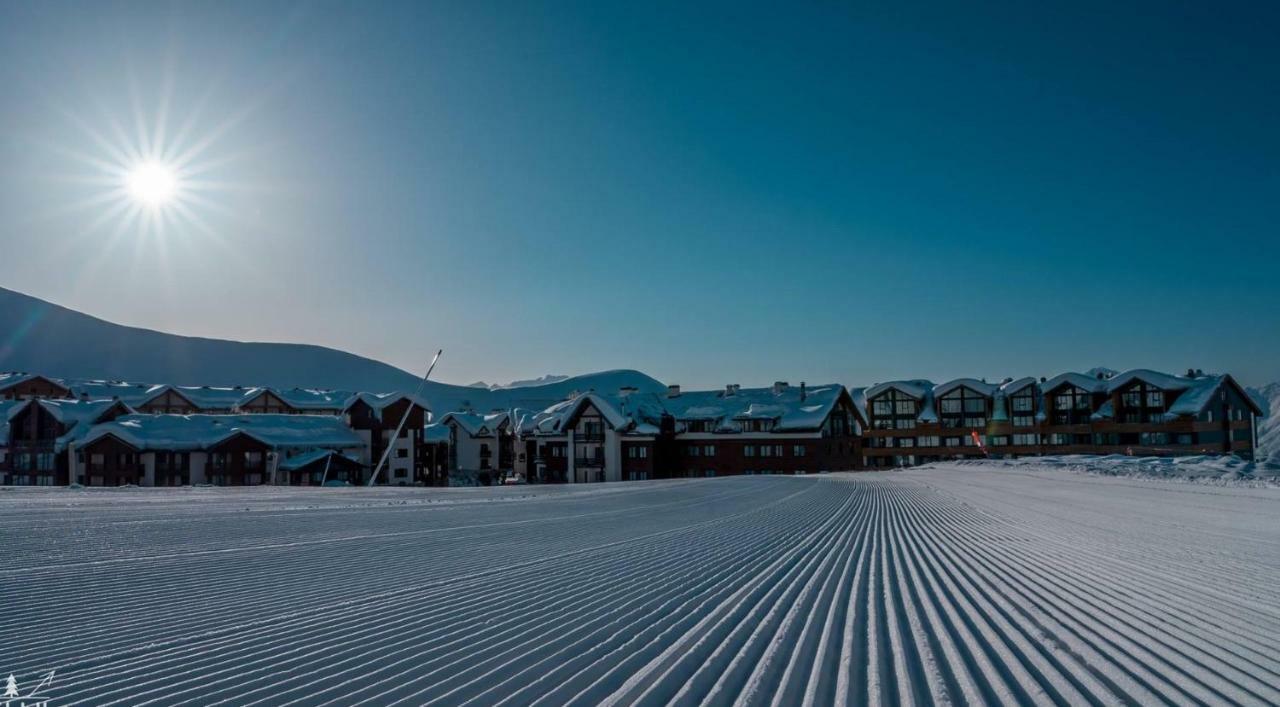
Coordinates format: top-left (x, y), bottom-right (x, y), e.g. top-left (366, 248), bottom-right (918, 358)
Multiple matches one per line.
top-left (861, 368), bottom-right (1262, 467)
top-left (0, 371), bottom-right (432, 486)
top-left (512, 381), bottom-right (864, 482)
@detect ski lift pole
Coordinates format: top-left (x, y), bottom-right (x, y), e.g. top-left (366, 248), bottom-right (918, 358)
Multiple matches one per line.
top-left (319, 452), bottom-right (333, 486)
top-left (368, 349), bottom-right (442, 487)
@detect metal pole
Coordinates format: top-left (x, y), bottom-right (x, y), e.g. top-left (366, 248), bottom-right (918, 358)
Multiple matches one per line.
top-left (368, 349), bottom-right (442, 487)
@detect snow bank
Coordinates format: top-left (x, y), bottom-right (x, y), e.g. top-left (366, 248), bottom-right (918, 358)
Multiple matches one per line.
top-left (943, 453), bottom-right (1280, 486)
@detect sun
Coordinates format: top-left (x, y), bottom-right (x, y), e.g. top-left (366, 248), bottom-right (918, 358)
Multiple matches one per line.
top-left (125, 162), bottom-right (179, 206)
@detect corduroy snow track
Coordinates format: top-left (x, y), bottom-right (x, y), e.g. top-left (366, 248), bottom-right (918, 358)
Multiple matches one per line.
top-left (2, 463), bottom-right (1277, 706)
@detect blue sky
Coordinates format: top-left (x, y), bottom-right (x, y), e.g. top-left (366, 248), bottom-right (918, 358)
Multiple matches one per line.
top-left (1, 1), bottom-right (1277, 387)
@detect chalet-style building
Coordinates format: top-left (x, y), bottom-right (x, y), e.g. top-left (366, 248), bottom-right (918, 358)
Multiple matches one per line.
top-left (342, 392), bottom-right (432, 486)
top-left (0, 372), bottom-right (433, 486)
top-left (439, 411), bottom-right (514, 483)
top-left (510, 381), bottom-right (864, 482)
top-left (0, 373), bottom-right (72, 401)
top-left (0, 367), bottom-right (1266, 486)
top-left (74, 414), bottom-right (365, 486)
top-left (861, 368), bottom-right (1264, 467)
top-left (1, 397), bottom-right (134, 485)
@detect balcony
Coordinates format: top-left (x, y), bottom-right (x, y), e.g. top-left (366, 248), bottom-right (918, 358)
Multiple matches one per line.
top-left (574, 456), bottom-right (605, 467)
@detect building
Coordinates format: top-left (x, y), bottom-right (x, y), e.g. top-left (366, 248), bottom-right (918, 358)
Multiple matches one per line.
top-left (73, 414), bottom-right (366, 486)
top-left (511, 381), bottom-right (864, 482)
top-left (342, 392), bottom-right (432, 486)
top-left (0, 373), bottom-right (72, 401)
top-left (439, 410), bottom-right (514, 484)
top-left (861, 368), bottom-right (1263, 467)
top-left (3, 397), bottom-right (133, 485)
top-left (664, 382), bottom-right (864, 477)
top-left (0, 371), bottom-right (433, 486)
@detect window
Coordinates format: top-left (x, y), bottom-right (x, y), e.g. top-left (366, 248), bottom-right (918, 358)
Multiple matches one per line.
top-left (1012, 415), bottom-right (1034, 427)
top-left (988, 436), bottom-right (1009, 446)
top-left (944, 437), bottom-right (961, 447)
top-left (744, 445), bottom-right (756, 457)
top-left (872, 400), bottom-right (893, 416)
top-left (894, 400), bottom-right (916, 415)
top-left (963, 398), bottom-right (986, 414)
top-left (1011, 394), bottom-right (1034, 412)
top-left (1146, 390), bottom-right (1164, 408)
top-left (1012, 433), bottom-right (1039, 445)
top-left (898, 438), bottom-right (915, 448)
top-left (963, 417), bottom-right (986, 428)
top-left (917, 436), bottom-right (940, 447)
top-left (940, 399), bottom-right (962, 414)
top-left (394, 468), bottom-right (407, 478)
top-left (792, 445), bottom-right (806, 457)
top-left (396, 448), bottom-right (408, 458)
top-left (894, 419), bottom-right (916, 430)
top-left (687, 446), bottom-right (701, 457)
top-left (704, 445), bottom-right (716, 457)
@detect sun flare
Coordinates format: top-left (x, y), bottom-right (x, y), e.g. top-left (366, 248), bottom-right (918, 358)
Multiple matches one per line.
top-left (125, 162), bottom-right (178, 206)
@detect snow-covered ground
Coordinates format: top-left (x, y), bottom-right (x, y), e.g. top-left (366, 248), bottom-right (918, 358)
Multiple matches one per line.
top-left (2, 465), bottom-right (1278, 705)
top-left (948, 453), bottom-right (1280, 485)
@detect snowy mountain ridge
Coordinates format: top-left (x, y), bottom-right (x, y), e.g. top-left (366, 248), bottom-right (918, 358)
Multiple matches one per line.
top-left (0, 286), bottom-right (665, 415)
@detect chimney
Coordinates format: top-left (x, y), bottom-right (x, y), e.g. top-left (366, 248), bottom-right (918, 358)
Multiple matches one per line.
top-left (618, 385), bottom-right (638, 398)
top-left (724, 384), bottom-right (739, 397)
top-left (800, 381), bottom-right (807, 402)
top-left (773, 381), bottom-right (789, 395)
top-left (1040, 376), bottom-right (1046, 383)
top-left (666, 384), bottom-right (681, 398)
top-left (1186, 368), bottom-right (1196, 378)
top-left (1195, 369), bottom-right (1204, 377)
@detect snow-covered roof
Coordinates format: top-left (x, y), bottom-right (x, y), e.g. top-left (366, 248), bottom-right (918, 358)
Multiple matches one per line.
top-left (1104, 369), bottom-right (1198, 394)
top-left (79, 414), bottom-right (364, 452)
top-left (864, 380), bottom-right (932, 400)
top-left (343, 392), bottom-right (432, 418)
top-left (1000, 377), bottom-right (1038, 396)
top-left (0, 372), bottom-right (69, 394)
top-left (663, 384), bottom-right (850, 433)
top-left (273, 388), bottom-right (351, 411)
top-left (277, 449), bottom-right (361, 471)
top-left (1040, 372), bottom-right (1110, 395)
top-left (933, 378), bottom-right (998, 398)
top-left (423, 422), bottom-right (450, 443)
top-left (439, 411), bottom-right (509, 436)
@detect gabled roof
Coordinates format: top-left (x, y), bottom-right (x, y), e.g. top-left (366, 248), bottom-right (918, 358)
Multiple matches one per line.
top-left (1164, 374), bottom-right (1263, 418)
top-left (273, 388), bottom-right (351, 411)
top-left (1105, 369), bottom-right (1197, 394)
top-left (1040, 372), bottom-right (1110, 395)
top-left (0, 372), bottom-right (70, 395)
top-left (277, 449), bottom-right (362, 471)
top-left (660, 384), bottom-right (854, 433)
top-left (864, 380), bottom-right (932, 400)
top-left (1000, 377), bottom-right (1038, 396)
top-left (79, 414), bottom-right (364, 452)
top-left (439, 411), bottom-right (509, 436)
top-left (343, 392), bottom-right (432, 419)
top-left (933, 378), bottom-right (998, 398)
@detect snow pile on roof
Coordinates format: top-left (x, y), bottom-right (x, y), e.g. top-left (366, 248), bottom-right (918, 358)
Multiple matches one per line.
top-left (864, 380), bottom-right (932, 400)
top-left (0, 372), bottom-right (38, 391)
top-left (948, 454), bottom-right (1279, 486)
top-left (343, 392), bottom-right (432, 419)
top-left (664, 384), bottom-right (846, 432)
top-left (1040, 372), bottom-right (1111, 394)
top-left (276, 449), bottom-right (361, 471)
top-left (274, 388), bottom-right (351, 411)
top-left (439, 411), bottom-right (508, 436)
top-left (423, 422), bottom-right (450, 443)
top-left (80, 414), bottom-right (364, 451)
top-left (933, 378), bottom-right (998, 398)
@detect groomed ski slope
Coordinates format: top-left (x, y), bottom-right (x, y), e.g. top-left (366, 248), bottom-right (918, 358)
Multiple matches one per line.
top-left (2, 465), bottom-right (1278, 706)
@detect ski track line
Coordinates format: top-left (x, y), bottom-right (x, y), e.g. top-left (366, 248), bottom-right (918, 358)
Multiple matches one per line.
top-left (2, 468), bottom-right (1277, 706)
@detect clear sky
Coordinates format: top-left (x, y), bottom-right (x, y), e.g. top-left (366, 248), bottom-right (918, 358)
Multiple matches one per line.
top-left (1, 1), bottom-right (1277, 388)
